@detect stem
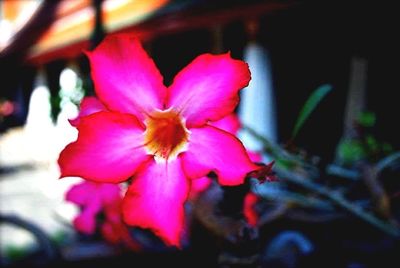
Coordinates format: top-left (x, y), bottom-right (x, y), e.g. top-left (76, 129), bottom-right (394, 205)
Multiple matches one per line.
top-left (376, 151), bottom-right (400, 174)
top-left (276, 168), bottom-right (400, 238)
top-left (242, 125), bottom-right (316, 173)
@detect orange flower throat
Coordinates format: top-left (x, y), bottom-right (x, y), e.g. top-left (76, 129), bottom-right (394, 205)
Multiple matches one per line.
top-left (144, 109), bottom-right (190, 161)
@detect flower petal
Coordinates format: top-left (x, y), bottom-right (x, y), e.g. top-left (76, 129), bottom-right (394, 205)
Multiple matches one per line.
top-left (189, 176), bottom-right (212, 200)
top-left (65, 181), bottom-right (95, 205)
top-left (72, 192), bottom-right (102, 234)
top-left (167, 53), bottom-right (251, 127)
top-left (122, 158), bottom-right (189, 247)
top-left (247, 150), bottom-right (263, 163)
top-left (69, 97), bottom-right (106, 127)
top-left (210, 113), bottom-right (241, 134)
top-left (181, 126), bottom-right (259, 185)
top-left (74, 209), bottom-right (98, 234)
top-left (101, 221), bottom-right (120, 243)
top-left (98, 183), bottom-right (122, 204)
top-left (86, 34), bottom-right (167, 121)
top-left (243, 192), bottom-right (259, 227)
top-left (58, 111), bottom-right (150, 183)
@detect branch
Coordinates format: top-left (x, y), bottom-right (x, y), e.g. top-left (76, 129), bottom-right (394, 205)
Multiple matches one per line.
top-left (242, 125), bottom-right (319, 177)
top-left (376, 151), bottom-right (400, 174)
top-left (276, 168), bottom-right (400, 238)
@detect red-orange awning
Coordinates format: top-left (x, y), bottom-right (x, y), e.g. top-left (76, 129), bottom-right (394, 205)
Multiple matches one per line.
top-left (1, 0), bottom-right (293, 66)
top-left (0, 0), bottom-right (169, 65)
top-left (29, 0), bottom-right (169, 60)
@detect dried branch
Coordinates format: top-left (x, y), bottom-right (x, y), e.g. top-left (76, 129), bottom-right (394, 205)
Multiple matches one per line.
top-left (376, 151), bottom-right (400, 174)
top-left (244, 125), bottom-right (400, 237)
top-left (253, 183), bottom-right (334, 211)
top-left (276, 168), bottom-right (400, 238)
top-left (242, 125), bottom-right (319, 177)
top-left (258, 202), bottom-right (289, 226)
top-left (360, 163), bottom-right (391, 218)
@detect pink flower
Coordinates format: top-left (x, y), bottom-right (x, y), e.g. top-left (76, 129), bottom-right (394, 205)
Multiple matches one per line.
top-left (58, 34), bottom-right (264, 247)
top-left (66, 181), bottom-right (140, 250)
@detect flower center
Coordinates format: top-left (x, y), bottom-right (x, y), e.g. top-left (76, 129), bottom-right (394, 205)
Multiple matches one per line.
top-left (144, 109), bottom-right (190, 161)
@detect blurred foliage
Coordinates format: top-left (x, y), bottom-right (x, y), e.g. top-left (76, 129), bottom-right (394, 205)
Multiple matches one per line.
top-left (4, 245), bottom-right (29, 261)
top-left (337, 111), bottom-right (393, 166)
top-left (358, 111), bottom-right (376, 128)
top-left (244, 84), bottom-right (400, 258)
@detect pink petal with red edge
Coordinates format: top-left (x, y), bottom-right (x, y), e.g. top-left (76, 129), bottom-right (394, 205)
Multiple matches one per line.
top-left (243, 192), bottom-right (259, 227)
top-left (181, 126), bottom-right (259, 186)
top-left (69, 97), bottom-right (106, 127)
top-left (58, 111), bottom-right (150, 183)
top-left (74, 210), bottom-right (97, 234)
top-left (167, 53), bottom-right (251, 127)
top-left (189, 176), bottom-right (212, 200)
top-left (210, 113), bottom-right (241, 134)
top-left (73, 195), bottom-right (102, 234)
top-left (65, 181), bottom-right (95, 205)
top-left (86, 34), bottom-right (167, 121)
top-left (122, 158), bottom-right (189, 248)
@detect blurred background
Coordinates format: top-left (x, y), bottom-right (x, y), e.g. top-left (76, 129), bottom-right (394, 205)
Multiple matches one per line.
top-left (1, 0), bottom-right (399, 267)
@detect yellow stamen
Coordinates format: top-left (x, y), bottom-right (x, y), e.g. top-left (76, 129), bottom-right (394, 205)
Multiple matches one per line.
top-left (144, 109), bottom-right (190, 161)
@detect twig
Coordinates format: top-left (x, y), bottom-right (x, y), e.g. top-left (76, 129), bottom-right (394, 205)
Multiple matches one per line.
top-left (285, 209), bottom-right (344, 223)
top-left (253, 183), bottom-right (334, 211)
top-left (258, 202), bottom-right (289, 226)
top-left (276, 168), bottom-right (400, 238)
top-left (360, 163), bottom-right (391, 218)
top-left (326, 164), bottom-right (360, 180)
top-left (242, 125), bottom-right (295, 161)
top-left (242, 125), bottom-right (319, 177)
top-left (376, 151), bottom-right (400, 174)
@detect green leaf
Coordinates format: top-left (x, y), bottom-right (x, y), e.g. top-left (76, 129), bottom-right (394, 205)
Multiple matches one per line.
top-left (357, 111), bottom-right (376, 127)
top-left (338, 139), bottom-right (366, 165)
top-left (292, 84), bottom-right (333, 139)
